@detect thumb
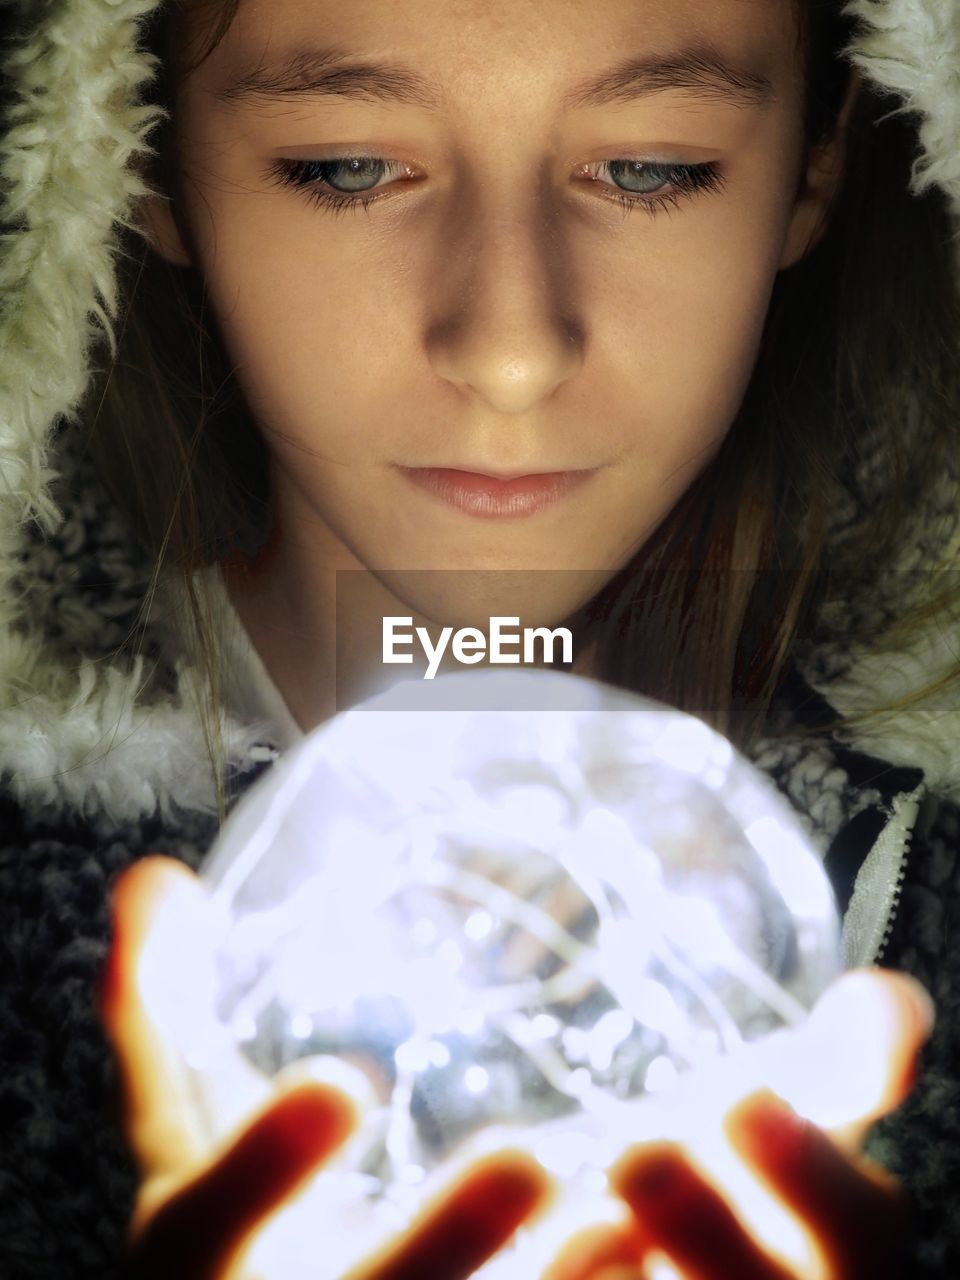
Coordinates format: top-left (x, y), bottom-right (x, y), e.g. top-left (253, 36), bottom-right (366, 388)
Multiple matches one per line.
top-left (99, 856), bottom-right (234, 1178)
top-left (766, 968), bottom-right (934, 1142)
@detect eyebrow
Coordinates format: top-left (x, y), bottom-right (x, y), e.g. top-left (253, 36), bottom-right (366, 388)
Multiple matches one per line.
top-left (213, 42), bottom-right (776, 114)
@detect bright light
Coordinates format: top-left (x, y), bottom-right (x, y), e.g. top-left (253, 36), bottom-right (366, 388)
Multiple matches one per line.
top-left (465, 1066), bottom-right (490, 1095)
top-left (184, 668), bottom-right (839, 1280)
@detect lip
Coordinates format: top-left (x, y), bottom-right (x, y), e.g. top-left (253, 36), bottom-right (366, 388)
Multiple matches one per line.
top-left (398, 466), bottom-right (595, 518)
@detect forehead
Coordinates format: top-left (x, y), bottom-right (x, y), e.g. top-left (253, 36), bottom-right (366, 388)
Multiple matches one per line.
top-left (187, 0), bottom-right (802, 112)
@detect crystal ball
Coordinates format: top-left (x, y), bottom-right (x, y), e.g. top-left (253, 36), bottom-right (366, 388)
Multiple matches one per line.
top-left (197, 668), bottom-right (839, 1269)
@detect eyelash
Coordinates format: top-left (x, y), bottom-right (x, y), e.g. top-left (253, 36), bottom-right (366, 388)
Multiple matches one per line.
top-left (266, 156), bottom-right (725, 219)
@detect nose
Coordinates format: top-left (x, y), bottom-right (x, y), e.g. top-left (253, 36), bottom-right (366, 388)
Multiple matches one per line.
top-left (426, 192), bottom-right (585, 415)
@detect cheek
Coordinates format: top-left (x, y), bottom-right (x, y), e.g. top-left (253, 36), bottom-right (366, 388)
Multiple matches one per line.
top-left (599, 202), bottom-right (787, 470)
top-left (189, 202), bottom-right (410, 461)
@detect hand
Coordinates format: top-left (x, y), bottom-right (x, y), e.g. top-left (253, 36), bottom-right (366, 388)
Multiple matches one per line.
top-left (542, 968), bottom-right (932, 1280)
top-left (101, 857), bottom-right (931, 1280)
top-left (99, 857), bottom-right (550, 1280)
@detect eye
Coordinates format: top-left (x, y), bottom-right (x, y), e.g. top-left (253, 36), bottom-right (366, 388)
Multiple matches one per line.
top-left (267, 154), bottom-right (724, 220)
top-left (301, 157), bottom-right (391, 193)
top-left (266, 155), bottom-right (416, 213)
top-left (579, 159), bottom-right (725, 216)
top-left (606, 160), bottom-right (675, 194)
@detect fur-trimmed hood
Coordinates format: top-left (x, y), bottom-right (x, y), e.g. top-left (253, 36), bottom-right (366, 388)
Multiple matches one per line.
top-left (0, 0), bottom-right (958, 830)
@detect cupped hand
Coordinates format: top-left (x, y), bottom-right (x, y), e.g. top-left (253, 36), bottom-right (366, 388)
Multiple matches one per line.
top-left (101, 856), bottom-right (932, 1280)
top-left (99, 856), bottom-right (550, 1280)
top-left (544, 968), bottom-right (932, 1280)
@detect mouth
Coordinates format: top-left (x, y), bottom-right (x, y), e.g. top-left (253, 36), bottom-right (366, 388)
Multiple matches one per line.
top-left (396, 466), bottom-right (597, 519)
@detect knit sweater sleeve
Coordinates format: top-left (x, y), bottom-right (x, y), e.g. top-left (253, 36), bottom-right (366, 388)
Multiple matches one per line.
top-left (867, 791), bottom-right (960, 1277)
top-left (0, 795), bottom-right (217, 1280)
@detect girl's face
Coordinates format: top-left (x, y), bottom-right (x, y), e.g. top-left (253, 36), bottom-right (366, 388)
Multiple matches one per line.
top-left (149, 0), bottom-right (842, 626)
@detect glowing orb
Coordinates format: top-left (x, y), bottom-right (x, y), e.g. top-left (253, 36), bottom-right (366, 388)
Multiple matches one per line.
top-left (196, 669), bottom-right (839, 1273)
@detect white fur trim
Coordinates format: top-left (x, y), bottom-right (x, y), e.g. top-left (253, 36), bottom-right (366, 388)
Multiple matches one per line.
top-left (0, 0), bottom-right (165, 534)
top-left (0, 654), bottom-right (272, 822)
top-left (845, 0), bottom-right (960, 218)
top-left (810, 607), bottom-right (960, 803)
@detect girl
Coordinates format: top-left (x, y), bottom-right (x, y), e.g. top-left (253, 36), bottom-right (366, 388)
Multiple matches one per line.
top-left (0, 0), bottom-right (958, 1275)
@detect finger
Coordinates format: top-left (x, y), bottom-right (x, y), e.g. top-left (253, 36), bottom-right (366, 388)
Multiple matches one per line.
top-left (725, 1090), bottom-right (910, 1279)
top-left (766, 969), bottom-right (934, 1142)
top-left (346, 1151), bottom-right (551, 1280)
top-left (100, 856), bottom-right (215, 1176)
top-left (611, 1143), bottom-right (792, 1280)
top-left (121, 1081), bottom-right (357, 1280)
top-left (834, 970), bottom-right (933, 1118)
top-left (540, 1221), bottom-right (652, 1280)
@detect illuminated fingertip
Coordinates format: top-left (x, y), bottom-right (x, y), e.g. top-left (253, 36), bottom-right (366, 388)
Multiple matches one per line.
top-left (611, 1143), bottom-right (685, 1206)
top-left (473, 1147), bottom-right (553, 1208)
top-left (145, 860), bottom-right (209, 918)
top-left (811, 968), bottom-right (933, 1046)
top-left (806, 975), bottom-right (902, 1076)
top-left (808, 969), bottom-right (886, 1030)
top-left (610, 1140), bottom-right (676, 1181)
top-left (269, 1081), bottom-right (359, 1160)
top-left (723, 1088), bottom-right (809, 1166)
top-left (442, 1145), bottom-right (554, 1244)
top-left (110, 856), bottom-right (205, 946)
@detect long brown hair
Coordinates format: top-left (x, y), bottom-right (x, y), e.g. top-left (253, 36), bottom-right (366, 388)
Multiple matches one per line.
top-left (83, 0), bottom-right (960, 779)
